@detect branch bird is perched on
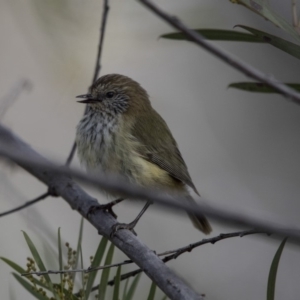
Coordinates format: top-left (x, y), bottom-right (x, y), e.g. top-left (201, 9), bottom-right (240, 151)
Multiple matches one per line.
top-left (76, 74), bottom-right (212, 235)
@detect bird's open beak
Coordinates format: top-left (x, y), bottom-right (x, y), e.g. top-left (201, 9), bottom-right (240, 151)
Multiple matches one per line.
top-left (76, 94), bottom-right (99, 104)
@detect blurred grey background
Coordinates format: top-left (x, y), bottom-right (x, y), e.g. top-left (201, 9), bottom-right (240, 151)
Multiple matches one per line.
top-left (1, 0), bottom-right (300, 299)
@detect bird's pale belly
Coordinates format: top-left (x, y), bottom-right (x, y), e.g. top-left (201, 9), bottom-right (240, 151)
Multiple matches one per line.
top-left (77, 121), bottom-right (179, 191)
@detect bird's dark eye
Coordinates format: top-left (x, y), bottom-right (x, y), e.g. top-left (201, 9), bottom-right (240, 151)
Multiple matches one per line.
top-left (106, 91), bottom-right (114, 98)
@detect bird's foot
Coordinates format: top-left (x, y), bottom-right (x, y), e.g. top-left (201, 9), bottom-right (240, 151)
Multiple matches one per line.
top-left (110, 221), bottom-right (137, 237)
top-left (88, 203), bottom-right (118, 219)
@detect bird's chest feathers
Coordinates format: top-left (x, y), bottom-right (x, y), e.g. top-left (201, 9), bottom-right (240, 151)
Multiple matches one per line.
top-left (76, 112), bottom-right (121, 171)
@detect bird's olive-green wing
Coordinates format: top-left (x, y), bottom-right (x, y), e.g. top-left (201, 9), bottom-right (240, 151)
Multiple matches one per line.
top-left (131, 109), bottom-right (198, 194)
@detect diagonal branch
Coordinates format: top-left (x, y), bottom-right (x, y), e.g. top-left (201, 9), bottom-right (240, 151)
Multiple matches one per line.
top-left (0, 124), bottom-right (300, 245)
top-left (0, 192), bottom-right (49, 218)
top-left (0, 124), bottom-right (203, 300)
top-left (138, 0), bottom-right (300, 105)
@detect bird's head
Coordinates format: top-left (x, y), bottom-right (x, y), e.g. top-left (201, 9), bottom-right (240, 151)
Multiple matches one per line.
top-left (77, 74), bottom-right (151, 115)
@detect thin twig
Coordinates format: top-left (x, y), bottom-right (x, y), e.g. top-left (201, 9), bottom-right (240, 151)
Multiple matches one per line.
top-left (138, 0), bottom-right (300, 105)
top-left (161, 229), bottom-right (266, 260)
top-left (22, 260), bottom-right (133, 277)
top-left (66, 0), bottom-right (110, 167)
top-left (106, 229), bottom-right (267, 286)
top-left (0, 192), bottom-right (49, 218)
top-left (23, 229), bottom-right (263, 279)
top-left (91, 0), bottom-right (110, 85)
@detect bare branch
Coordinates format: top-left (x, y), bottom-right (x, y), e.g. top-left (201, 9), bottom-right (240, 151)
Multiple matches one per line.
top-left (23, 229), bottom-right (264, 279)
top-left (107, 229), bottom-right (267, 286)
top-left (22, 260), bottom-right (133, 277)
top-left (138, 0), bottom-right (300, 105)
top-left (66, 0), bottom-right (110, 167)
top-left (0, 124), bottom-right (203, 300)
top-left (0, 192), bottom-right (49, 218)
top-left (160, 229), bottom-right (266, 260)
top-left (65, 142), bottom-right (77, 167)
top-left (91, 0), bottom-right (110, 85)
top-left (0, 124), bottom-right (299, 245)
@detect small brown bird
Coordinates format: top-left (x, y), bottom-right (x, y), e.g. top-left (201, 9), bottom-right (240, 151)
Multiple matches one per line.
top-left (76, 74), bottom-right (211, 235)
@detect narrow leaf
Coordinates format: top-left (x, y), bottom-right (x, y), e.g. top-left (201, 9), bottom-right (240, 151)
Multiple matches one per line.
top-left (72, 217), bottom-right (84, 283)
top-left (267, 238), bottom-right (287, 300)
top-left (237, 25), bottom-right (300, 60)
top-left (57, 227), bottom-right (63, 295)
top-left (1, 258), bottom-right (79, 300)
top-left (85, 237), bottom-right (108, 298)
top-left (98, 242), bottom-right (115, 300)
top-left (79, 245), bottom-right (85, 300)
top-left (1, 257), bottom-right (56, 292)
top-left (231, 0), bottom-right (300, 42)
top-left (12, 273), bottom-right (49, 300)
top-left (161, 29), bottom-right (262, 42)
top-left (228, 82), bottom-right (300, 93)
top-left (1, 257), bottom-right (25, 274)
top-left (113, 266), bottom-right (122, 300)
top-left (125, 273), bottom-right (142, 300)
top-left (147, 281), bottom-right (157, 300)
top-left (22, 231), bottom-right (58, 299)
top-left (122, 278), bottom-right (130, 300)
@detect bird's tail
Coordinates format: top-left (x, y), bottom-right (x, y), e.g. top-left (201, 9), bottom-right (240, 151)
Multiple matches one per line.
top-left (186, 196), bottom-right (212, 234)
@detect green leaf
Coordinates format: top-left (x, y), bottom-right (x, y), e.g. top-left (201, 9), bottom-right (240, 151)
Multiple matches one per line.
top-left (231, 0), bottom-right (300, 42)
top-left (57, 227), bottom-right (63, 295)
top-left (79, 244), bottom-right (85, 300)
top-left (1, 257), bottom-right (79, 300)
top-left (147, 281), bottom-right (157, 300)
top-left (162, 26), bottom-right (300, 62)
top-left (98, 242), bottom-right (115, 300)
top-left (113, 266), bottom-right (122, 300)
top-left (85, 237), bottom-right (108, 298)
top-left (267, 238), bottom-right (287, 300)
top-left (161, 296), bottom-right (167, 300)
top-left (237, 25), bottom-right (300, 60)
top-left (12, 273), bottom-right (49, 300)
top-left (161, 29), bottom-right (262, 42)
top-left (228, 82), bottom-right (300, 93)
top-left (122, 278), bottom-right (130, 300)
top-left (22, 231), bottom-right (58, 300)
top-left (1, 257), bottom-right (57, 292)
top-left (1, 257), bottom-right (25, 274)
top-left (72, 217), bottom-right (84, 283)
top-left (125, 273), bottom-right (142, 300)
